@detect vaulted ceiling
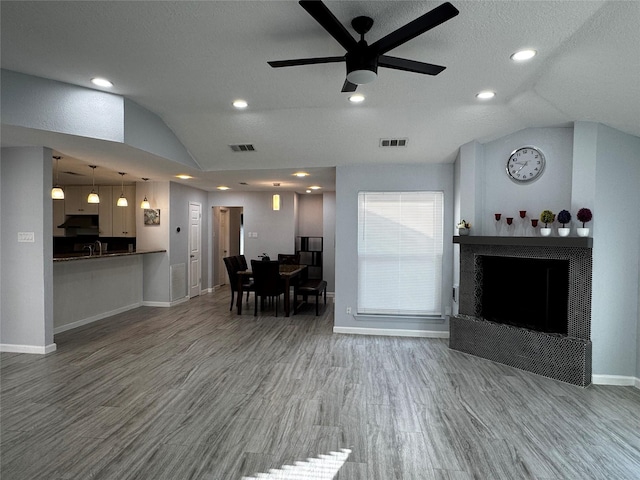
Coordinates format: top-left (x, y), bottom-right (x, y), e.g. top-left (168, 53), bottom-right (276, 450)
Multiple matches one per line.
top-left (2, 1), bottom-right (639, 191)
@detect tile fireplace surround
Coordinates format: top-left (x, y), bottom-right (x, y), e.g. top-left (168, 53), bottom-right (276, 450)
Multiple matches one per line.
top-left (451, 236), bottom-right (593, 387)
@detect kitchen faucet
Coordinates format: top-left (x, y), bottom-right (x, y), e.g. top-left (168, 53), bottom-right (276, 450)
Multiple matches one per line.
top-left (94, 240), bottom-right (102, 256)
top-left (83, 244), bottom-right (94, 256)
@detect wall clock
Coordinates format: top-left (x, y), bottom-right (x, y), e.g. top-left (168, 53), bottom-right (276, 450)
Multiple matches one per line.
top-left (506, 146), bottom-right (546, 183)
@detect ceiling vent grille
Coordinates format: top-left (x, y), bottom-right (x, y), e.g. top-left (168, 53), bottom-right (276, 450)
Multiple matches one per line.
top-left (379, 138), bottom-right (408, 148)
top-left (229, 144), bottom-right (255, 152)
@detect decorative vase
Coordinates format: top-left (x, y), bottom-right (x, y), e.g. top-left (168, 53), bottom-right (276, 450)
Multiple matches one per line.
top-left (540, 227), bottom-right (552, 237)
top-left (558, 227), bottom-right (570, 237)
top-left (577, 227), bottom-right (590, 237)
top-left (458, 228), bottom-right (470, 236)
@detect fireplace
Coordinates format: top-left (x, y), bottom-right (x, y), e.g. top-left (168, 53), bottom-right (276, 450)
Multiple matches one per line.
top-left (450, 236), bottom-right (593, 386)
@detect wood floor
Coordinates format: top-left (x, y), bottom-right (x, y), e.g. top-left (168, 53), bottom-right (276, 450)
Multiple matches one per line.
top-left (2, 287), bottom-right (639, 480)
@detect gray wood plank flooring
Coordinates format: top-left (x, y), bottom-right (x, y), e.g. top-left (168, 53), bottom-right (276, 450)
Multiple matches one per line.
top-left (2, 287), bottom-right (639, 479)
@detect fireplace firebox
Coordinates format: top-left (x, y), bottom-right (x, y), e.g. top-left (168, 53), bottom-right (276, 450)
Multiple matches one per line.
top-left (480, 256), bottom-right (569, 335)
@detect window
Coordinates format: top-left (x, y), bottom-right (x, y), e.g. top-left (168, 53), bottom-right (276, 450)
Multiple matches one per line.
top-left (357, 191), bottom-right (444, 316)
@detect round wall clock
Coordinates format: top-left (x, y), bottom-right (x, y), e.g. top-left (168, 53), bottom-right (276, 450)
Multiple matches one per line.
top-left (506, 146), bottom-right (546, 183)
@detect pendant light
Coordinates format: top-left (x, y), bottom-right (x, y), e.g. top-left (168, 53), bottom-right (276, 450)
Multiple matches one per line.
top-left (116, 172), bottom-right (128, 207)
top-left (140, 178), bottom-right (151, 209)
top-left (87, 165), bottom-right (100, 203)
top-left (51, 156), bottom-right (65, 199)
top-left (272, 194), bottom-right (281, 211)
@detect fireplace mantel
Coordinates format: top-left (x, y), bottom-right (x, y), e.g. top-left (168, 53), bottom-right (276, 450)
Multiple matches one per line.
top-left (453, 235), bottom-right (592, 248)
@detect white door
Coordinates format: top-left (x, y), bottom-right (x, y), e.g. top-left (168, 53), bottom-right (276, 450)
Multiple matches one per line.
top-left (218, 208), bottom-right (229, 285)
top-left (189, 202), bottom-right (202, 298)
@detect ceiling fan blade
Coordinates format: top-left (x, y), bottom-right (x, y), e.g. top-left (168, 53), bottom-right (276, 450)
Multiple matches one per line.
top-left (369, 2), bottom-right (459, 55)
top-left (268, 56), bottom-right (344, 68)
top-left (378, 55), bottom-right (446, 75)
top-left (341, 79), bottom-right (358, 93)
top-left (299, 0), bottom-right (358, 52)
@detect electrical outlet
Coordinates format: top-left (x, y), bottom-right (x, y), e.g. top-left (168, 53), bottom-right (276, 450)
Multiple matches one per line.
top-left (346, 307), bottom-right (352, 314)
top-left (18, 232), bottom-right (35, 243)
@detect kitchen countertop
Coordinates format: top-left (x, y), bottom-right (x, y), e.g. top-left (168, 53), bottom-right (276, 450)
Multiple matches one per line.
top-left (53, 249), bottom-right (166, 262)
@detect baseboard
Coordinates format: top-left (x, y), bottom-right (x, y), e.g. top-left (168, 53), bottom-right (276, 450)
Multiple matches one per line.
top-left (54, 302), bottom-right (142, 334)
top-left (142, 296), bottom-right (189, 308)
top-left (0, 343), bottom-right (57, 354)
top-left (592, 374), bottom-right (640, 388)
top-left (333, 326), bottom-right (449, 338)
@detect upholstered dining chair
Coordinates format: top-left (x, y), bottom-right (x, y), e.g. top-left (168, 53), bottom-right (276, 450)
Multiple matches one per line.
top-left (223, 256), bottom-right (254, 311)
top-left (251, 260), bottom-right (285, 316)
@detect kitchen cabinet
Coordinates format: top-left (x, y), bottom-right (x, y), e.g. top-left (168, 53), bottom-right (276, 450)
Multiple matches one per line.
top-left (98, 186), bottom-right (113, 237)
top-left (64, 186), bottom-right (99, 215)
top-left (111, 185), bottom-right (136, 237)
top-left (53, 198), bottom-right (65, 236)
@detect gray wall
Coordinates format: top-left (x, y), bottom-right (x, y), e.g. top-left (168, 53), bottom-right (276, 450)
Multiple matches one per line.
top-left (297, 194), bottom-right (323, 237)
top-left (334, 163), bottom-right (454, 333)
top-left (323, 192), bottom-right (336, 293)
top-left (0, 147), bottom-right (55, 351)
top-left (586, 124), bottom-right (640, 377)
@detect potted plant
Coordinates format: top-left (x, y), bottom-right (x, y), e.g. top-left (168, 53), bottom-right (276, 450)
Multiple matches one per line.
top-left (557, 209), bottom-right (571, 237)
top-left (576, 208), bottom-right (592, 237)
top-left (539, 210), bottom-right (554, 236)
top-left (457, 220), bottom-right (470, 236)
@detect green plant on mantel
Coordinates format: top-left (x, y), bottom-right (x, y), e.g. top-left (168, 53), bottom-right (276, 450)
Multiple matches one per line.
top-left (540, 210), bottom-right (555, 227)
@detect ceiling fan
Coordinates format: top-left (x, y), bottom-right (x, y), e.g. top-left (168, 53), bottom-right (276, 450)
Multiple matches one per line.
top-left (268, 1), bottom-right (459, 92)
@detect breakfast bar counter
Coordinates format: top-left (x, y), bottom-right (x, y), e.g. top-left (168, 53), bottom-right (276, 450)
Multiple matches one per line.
top-left (53, 249), bottom-right (166, 262)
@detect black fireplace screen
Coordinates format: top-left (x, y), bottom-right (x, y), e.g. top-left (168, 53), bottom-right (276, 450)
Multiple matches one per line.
top-left (480, 256), bottom-right (569, 335)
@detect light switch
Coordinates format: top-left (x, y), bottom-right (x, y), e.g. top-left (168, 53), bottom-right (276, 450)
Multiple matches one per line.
top-left (18, 232), bottom-right (35, 243)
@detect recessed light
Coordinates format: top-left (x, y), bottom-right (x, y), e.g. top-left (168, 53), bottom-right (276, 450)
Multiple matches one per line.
top-left (476, 91), bottom-right (496, 100)
top-left (293, 172), bottom-right (309, 177)
top-left (91, 77), bottom-right (113, 87)
top-left (306, 190), bottom-right (311, 193)
top-left (176, 174), bottom-right (192, 180)
top-left (348, 94), bottom-right (365, 103)
top-left (233, 99), bottom-right (248, 109)
top-left (511, 49), bottom-right (537, 61)
top-left (309, 185), bottom-right (321, 190)
top-left (217, 186), bottom-right (230, 190)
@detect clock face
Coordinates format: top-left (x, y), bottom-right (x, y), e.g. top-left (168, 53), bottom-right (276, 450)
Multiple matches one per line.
top-left (506, 146), bottom-right (546, 183)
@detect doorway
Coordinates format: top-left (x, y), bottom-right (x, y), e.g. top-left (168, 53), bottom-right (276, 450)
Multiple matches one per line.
top-left (213, 206), bottom-right (243, 286)
top-left (188, 202), bottom-right (202, 298)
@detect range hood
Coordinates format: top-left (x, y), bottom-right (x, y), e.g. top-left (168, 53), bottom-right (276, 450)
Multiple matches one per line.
top-left (58, 215), bottom-right (99, 229)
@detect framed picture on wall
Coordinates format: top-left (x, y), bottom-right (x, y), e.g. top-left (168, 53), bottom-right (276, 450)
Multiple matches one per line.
top-left (144, 208), bottom-right (160, 225)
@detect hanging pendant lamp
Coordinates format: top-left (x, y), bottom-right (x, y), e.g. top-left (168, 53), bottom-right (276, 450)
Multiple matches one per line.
top-left (51, 156), bottom-right (65, 199)
top-left (117, 172), bottom-right (128, 207)
top-left (87, 165), bottom-right (100, 203)
top-left (140, 178), bottom-right (151, 209)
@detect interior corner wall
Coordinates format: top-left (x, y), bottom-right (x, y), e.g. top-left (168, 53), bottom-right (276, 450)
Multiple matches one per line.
top-left (334, 163), bottom-right (454, 333)
top-left (297, 194), bottom-right (323, 237)
top-left (589, 124), bottom-right (640, 377)
top-left (323, 192), bottom-right (336, 293)
top-left (138, 181), bottom-right (171, 304)
top-left (0, 147), bottom-right (55, 352)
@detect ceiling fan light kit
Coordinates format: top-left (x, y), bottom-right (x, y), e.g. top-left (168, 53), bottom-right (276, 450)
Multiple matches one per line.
top-left (268, 1), bottom-right (459, 92)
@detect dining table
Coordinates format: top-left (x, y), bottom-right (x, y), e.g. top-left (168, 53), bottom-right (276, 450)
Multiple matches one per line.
top-left (236, 263), bottom-right (307, 317)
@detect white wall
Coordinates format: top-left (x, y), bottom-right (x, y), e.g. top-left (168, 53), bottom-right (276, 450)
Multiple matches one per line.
top-left (0, 147), bottom-right (56, 353)
top-left (334, 163), bottom-right (454, 334)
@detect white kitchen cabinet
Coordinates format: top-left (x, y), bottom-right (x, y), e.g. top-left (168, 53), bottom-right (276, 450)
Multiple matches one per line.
top-left (111, 185), bottom-right (136, 237)
top-left (98, 186), bottom-right (113, 237)
top-left (53, 198), bottom-right (66, 236)
top-left (64, 186), bottom-right (99, 215)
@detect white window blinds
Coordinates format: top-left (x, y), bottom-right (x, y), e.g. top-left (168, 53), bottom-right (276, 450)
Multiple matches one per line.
top-left (357, 191), bottom-right (444, 316)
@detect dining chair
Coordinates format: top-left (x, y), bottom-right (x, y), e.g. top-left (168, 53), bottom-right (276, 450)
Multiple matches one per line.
top-left (236, 254), bottom-right (248, 270)
top-left (277, 253), bottom-right (300, 265)
top-left (251, 259), bottom-right (285, 316)
top-left (223, 256), bottom-right (254, 311)
top-left (294, 279), bottom-right (327, 316)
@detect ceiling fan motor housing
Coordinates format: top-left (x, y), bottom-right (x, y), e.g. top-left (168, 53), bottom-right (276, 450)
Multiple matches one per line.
top-left (346, 47), bottom-right (378, 84)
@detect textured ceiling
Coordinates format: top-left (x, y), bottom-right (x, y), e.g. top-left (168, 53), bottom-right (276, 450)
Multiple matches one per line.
top-left (1, 1), bottom-right (639, 191)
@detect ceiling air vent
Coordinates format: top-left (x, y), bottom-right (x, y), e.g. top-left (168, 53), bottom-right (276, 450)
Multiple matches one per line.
top-left (229, 144), bottom-right (255, 152)
top-left (379, 138), bottom-right (408, 148)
